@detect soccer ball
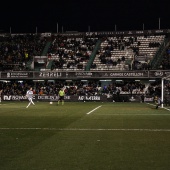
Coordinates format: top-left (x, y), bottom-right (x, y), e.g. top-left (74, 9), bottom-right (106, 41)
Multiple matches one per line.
top-left (49, 102), bottom-right (53, 104)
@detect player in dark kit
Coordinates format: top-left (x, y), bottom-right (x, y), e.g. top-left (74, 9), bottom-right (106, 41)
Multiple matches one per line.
top-left (155, 97), bottom-right (162, 109)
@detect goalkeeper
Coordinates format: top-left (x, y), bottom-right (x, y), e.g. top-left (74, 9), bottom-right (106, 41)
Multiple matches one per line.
top-left (155, 96), bottom-right (162, 109)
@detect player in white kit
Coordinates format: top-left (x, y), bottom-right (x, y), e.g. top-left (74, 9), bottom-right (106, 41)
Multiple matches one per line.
top-left (26, 87), bottom-right (35, 108)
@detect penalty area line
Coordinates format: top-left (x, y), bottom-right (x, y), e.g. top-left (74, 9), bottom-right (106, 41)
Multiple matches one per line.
top-left (146, 103), bottom-right (170, 111)
top-left (0, 128), bottom-right (170, 132)
top-left (86, 105), bottom-right (102, 115)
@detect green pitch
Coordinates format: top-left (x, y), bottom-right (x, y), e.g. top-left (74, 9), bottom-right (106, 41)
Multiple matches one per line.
top-left (0, 101), bottom-right (170, 170)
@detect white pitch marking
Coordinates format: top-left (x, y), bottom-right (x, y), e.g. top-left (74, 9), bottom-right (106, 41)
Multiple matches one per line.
top-left (98, 113), bottom-right (170, 116)
top-left (146, 103), bottom-right (170, 111)
top-left (86, 105), bottom-right (102, 115)
top-left (0, 128), bottom-right (170, 132)
top-left (161, 107), bottom-right (170, 111)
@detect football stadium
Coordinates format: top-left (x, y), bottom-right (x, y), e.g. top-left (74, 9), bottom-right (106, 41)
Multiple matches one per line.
top-left (0, 28), bottom-right (170, 170)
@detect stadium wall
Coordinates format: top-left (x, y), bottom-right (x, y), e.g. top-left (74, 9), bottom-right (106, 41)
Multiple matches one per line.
top-left (0, 70), bottom-right (170, 79)
top-left (2, 94), bottom-right (154, 102)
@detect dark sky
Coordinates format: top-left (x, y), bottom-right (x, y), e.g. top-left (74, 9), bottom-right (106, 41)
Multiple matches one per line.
top-left (1, 0), bottom-right (170, 33)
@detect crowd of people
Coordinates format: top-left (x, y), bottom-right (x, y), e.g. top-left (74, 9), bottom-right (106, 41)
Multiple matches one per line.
top-left (0, 33), bottom-right (170, 104)
top-left (0, 33), bottom-right (167, 72)
top-left (0, 79), bottom-right (163, 97)
top-left (0, 34), bottom-right (47, 71)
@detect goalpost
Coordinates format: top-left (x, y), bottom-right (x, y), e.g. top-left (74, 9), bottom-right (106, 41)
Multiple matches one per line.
top-left (161, 78), bottom-right (164, 108)
top-left (161, 74), bottom-right (170, 108)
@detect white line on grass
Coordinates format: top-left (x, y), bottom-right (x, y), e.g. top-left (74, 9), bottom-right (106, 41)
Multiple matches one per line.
top-left (98, 113), bottom-right (170, 116)
top-left (146, 103), bottom-right (170, 111)
top-left (86, 105), bottom-right (102, 115)
top-left (1, 128), bottom-right (170, 132)
top-left (163, 107), bottom-right (170, 111)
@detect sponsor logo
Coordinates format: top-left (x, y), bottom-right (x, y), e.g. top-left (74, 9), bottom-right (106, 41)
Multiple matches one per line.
top-left (128, 31), bottom-right (133, 34)
top-left (109, 72), bottom-right (144, 77)
top-left (155, 30), bottom-right (163, 33)
top-left (3, 95), bottom-right (11, 100)
top-left (78, 96), bottom-right (101, 101)
top-left (154, 71), bottom-right (163, 77)
top-left (38, 96), bottom-right (59, 100)
top-left (136, 31), bottom-right (144, 34)
top-left (39, 72), bottom-right (62, 77)
top-left (129, 96), bottom-right (136, 101)
top-left (3, 95), bottom-right (28, 100)
top-left (6, 72), bottom-right (29, 78)
top-left (75, 72), bottom-right (92, 76)
top-left (144, 97), bottom-right (154, 102)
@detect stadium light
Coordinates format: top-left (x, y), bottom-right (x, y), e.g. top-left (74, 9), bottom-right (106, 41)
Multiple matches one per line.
top-left (33, 80), bottom-right (44, 82)
top-left (100, 80), bottom-right (112, 81)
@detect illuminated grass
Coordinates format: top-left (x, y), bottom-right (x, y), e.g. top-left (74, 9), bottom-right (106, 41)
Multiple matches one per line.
top-left (0, 101), bottom-right (170, 170)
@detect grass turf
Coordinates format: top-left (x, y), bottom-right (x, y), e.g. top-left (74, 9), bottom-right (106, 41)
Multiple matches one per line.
top-left (0, 101), bottom-right (170, 170)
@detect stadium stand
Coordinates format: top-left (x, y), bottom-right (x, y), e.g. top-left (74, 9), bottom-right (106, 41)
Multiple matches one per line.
top-left (0, 31), bottom-right (167, 72)
top-left (0, 30), bottom-right (170, 102)
top-left (91, 35), bottom-right (165, 71)
top-left (0, 34), bottom-right (47, 71)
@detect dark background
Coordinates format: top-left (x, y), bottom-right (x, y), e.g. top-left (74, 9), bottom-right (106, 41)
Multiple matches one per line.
top-left (0, 0), bottom-right (170, 33)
